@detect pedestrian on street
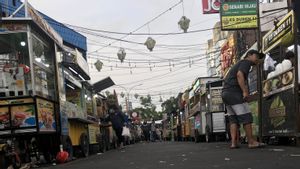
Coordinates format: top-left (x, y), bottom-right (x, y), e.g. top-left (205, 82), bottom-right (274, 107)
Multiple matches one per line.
top-left (141, 121), bottom-right (150, 142)
top-left (106, 105), bottom-right (126, 149)
top-left (221, 49), bottom-right (265, 149)
top-left (150, 119), bottom-right (156, 142)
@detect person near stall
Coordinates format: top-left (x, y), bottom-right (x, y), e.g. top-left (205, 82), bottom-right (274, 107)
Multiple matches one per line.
top-left (106, 105), bottom-right (126, 149)
top-left (141, 121), bottom-right (150, 142)
top-left (222, 49), bottom-right (266, 149)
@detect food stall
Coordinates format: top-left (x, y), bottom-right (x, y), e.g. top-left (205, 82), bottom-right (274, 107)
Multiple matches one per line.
top-left (260, 10), bottom-right (300, 144)
top-left (0, 3), bottom-right (64, 165)
top-left (205, 80), bottom-right (227, 142)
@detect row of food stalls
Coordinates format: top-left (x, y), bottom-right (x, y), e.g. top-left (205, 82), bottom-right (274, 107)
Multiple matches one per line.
top-left (174, 77), bottom-right (226, 142)
top-left (173, 0), bottom-right (300, 144)
top-left (0, 1), bottom-right (116, 166)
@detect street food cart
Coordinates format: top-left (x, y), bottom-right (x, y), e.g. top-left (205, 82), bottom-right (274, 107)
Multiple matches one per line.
top-left (205, 80), bottom-right (227, 142)
top-left (260, 10), bottom-right (300, 145)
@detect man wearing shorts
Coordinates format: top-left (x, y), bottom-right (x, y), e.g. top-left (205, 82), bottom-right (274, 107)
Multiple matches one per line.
top-left (222, 49), bottom-right (265, 149)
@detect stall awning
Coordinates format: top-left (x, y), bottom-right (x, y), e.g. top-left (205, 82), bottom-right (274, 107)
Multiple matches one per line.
top-left (62, 62), bottom-right (90, 81)
top-left (93, 77), bottom-right (115, 93)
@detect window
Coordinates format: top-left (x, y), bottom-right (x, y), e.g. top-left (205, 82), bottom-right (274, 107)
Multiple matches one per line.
top-left (12, 0), bottom-right (16, 6)
top-left (31, 33), bottom-right (56, 100)
top-left (0, 33), bottom-right (31, 97)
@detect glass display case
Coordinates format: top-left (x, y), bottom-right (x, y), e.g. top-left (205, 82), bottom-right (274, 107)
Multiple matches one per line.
top-left (0, 32), bottom-right (31, 97)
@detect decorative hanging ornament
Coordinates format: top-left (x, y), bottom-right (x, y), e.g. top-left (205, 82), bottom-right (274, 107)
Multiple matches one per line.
top-left (134, 93), bottom-right (139, 99)
top-left (117, 48), bottom-right (126, 63)
top-left (144, 37), bottom-right (156, 52)
top-left (94, 60), bottom-right (103, 72)
top-left (159, 96), bottom-right (163, 102)
top-left (178, 16), bottom-right (190, 33)
top-left (105, 90), bottom-right (110, 96)
top-left (120, 92), bottom-right (125, 98)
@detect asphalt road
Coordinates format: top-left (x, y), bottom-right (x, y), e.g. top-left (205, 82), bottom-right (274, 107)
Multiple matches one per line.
top-left (42, 142), bottom-right (300, 169)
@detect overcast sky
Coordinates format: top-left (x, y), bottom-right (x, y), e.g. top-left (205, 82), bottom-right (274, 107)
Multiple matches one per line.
top-left (28, 0), bottom-right (219, 110)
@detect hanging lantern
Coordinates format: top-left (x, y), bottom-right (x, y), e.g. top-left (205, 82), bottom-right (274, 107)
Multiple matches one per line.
top-left (134, 93), bottom-right (139, 99)
top-left (144, 37), bottom-right (156, 52)
top-left (117, 48), bottom-right (126, 63)
top-left (105, 90), bottom-right (110, 96)
top-left (120, 92), bottom-right (125, 98)
top-left (94, 60), bottom-right (103, 72)
top-left (178, 16), bottom-right (190, 33)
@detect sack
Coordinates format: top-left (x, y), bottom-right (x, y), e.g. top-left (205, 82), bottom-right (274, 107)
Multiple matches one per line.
top-left (122, 126), bottom-right (131, 137)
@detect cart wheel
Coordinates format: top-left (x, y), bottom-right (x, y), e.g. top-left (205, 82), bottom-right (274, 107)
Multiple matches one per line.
top-left (62, 136), bottom-right (73, 160)
top-left (80, 134), bottom-right (89, 157)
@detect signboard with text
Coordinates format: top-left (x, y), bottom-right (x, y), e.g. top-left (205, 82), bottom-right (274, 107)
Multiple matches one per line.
top-left (220, 1), bottom-right (258, 30)
top-left (202, 0), bottom-right (221, 14)
top-left (262, 11), bottom-right (294, 54)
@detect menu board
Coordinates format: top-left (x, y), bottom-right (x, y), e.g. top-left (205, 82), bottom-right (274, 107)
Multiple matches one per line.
top-left (88, 124), bottom-right (100, 144)
top-left (210, 88), bottom-right (224, 112)
top-left (0, 107), bottom-right (10, 130)
top-left (11, 105), bottom-right (36, 128)
top-left (248, 66), bottom-right (258, 95)
top-left (36, 98), bottom-right (56, 132)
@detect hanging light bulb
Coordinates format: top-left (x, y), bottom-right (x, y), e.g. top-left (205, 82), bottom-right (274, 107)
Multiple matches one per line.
top-left (178, 16), bottom-right (190, 33)
top-left (94, 60), bottom-right (103, 72)
top-left (134, 93), bottom-right (139, 99)
top-left (144, 37), bottom-right (156, 52)
top-left (120, 92), bottom-right (125, 98)
top-left (117, 48), bottom-right (126, 63)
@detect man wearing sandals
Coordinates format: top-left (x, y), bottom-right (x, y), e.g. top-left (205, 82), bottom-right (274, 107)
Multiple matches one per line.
top-left (222, 49), bottom-right (265, 149)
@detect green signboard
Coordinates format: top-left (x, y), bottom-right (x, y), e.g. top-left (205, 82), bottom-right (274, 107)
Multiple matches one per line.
top-left (220, 1), bottom-right (258, 30)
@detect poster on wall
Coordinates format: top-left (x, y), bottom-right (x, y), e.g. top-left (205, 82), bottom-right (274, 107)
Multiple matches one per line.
top-left (36, 98), bottom-right (56, 132)
top-left (11, 105), bottom-right (36, 128)
top-left (88, 124), bottom-right (100, 144)
top-left (0, 107), bottom-right (10, 130)
top-left (262, 89), bottom-right (296, 136)
top-left (210, 88), bottom-right (224, 112)
top-left (221, 34), bottom-right (236, 77)
top-left (220, 1), bottom-right (258, 30)
top-left (202, 0), bottom-right (221, 14)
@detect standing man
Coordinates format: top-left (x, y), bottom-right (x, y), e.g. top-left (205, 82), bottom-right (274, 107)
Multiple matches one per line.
top-left (107, 105), bottom-right (126, 149)
top-left (222, 50), bottom-right (265, 149)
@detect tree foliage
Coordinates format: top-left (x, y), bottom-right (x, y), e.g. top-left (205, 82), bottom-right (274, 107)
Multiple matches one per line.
top-left (133, 95), bottom-right (162, 120)
top-left (161, 96), bottom-right (179, 115)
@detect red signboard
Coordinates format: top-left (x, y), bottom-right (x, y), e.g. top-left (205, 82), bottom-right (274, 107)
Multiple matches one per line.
top-left (202, 0), bottom-right (221, 14)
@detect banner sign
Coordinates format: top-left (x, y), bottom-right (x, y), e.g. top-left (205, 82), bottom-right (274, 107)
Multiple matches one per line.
top-left (36, 98), bottom-right (56, 132)
top-left (202, 0), bottom-right (221, 14)
top-left (262, 11), bottom-right (294, 54)
top-left (11, 105), bottom-right (36, 128)
top-left (262, 89), bottom-right (296, 136)
top-left (220, 1), bottom-right (258, 30)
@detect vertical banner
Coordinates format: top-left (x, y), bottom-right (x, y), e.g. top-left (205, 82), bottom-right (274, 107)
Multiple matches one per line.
top-left (36, 98), bottom-right (56, 132)
top-left (0, 107), bottom-right (10, 130)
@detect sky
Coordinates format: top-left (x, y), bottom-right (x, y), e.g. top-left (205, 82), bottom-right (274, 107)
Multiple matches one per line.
top-left (28, 0), bottom-right (219, 110)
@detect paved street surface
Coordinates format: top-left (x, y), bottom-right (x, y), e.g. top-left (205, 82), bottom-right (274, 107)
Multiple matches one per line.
top-left (43, 142), bottom-right (300, 169)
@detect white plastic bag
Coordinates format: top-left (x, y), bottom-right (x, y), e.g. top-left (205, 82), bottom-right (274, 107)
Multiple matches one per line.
top-left (264, 54), bottom-right (276, 71)
top-left (122, 126), bottom-right (131, 137)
